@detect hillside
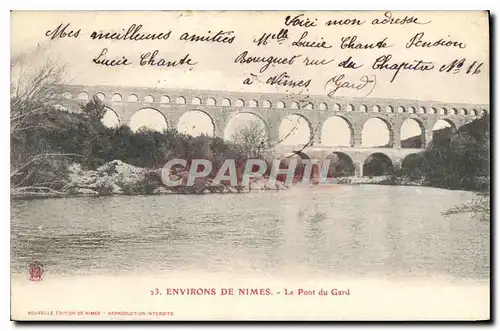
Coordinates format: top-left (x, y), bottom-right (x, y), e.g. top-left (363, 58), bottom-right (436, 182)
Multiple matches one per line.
top-left (401, 127), bottom-right (454, 148)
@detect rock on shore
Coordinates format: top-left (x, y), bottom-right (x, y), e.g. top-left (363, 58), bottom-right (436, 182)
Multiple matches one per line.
top-left (66, 160), bottom-right (288, 196)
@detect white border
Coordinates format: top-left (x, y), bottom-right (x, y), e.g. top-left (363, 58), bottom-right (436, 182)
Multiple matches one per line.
top-left (2, 1), bottom-right (497, 330)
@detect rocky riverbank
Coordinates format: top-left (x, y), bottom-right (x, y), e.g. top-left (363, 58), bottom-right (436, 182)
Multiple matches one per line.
top-left (332, 176), bottom-right (426, 187)
top-left (11, 160), bottom-right (437, 200)
top-left (11, 160), bottom-right (289, 199)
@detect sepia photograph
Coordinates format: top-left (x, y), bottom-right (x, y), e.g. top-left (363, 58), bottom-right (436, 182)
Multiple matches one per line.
top-left (10, 10), bottom-right (490, 321)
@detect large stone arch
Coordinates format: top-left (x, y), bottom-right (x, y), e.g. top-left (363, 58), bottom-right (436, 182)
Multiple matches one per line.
top-left (432, 118), bottom-right (457, 133)
top-left (177, 109), bottom-right (216, 137)
top-left (360, 117), bottom-right (394, 147)
top-left (101, 106), bottom-right (121, 128)
top-left (224, 111), bottom-right (270, 143)
top-left (363, 152), bottom-right (394, 177)
top-left (325, 151), bottom-right (356, 177)
top-left (434, 118), bottom-right (458, 130)
top-left (129, 107), bottom-right (168, 132)
top-left (400, 117), bottom-right (426, 148)
top-left (429, 118), bottom-right (458, 147)
top-left (237, 109), bottom-right (269, 123)
top-left (401, 153), bottom-right (428, 179)
top-left (278, 113), bottom-right (314, 146)
top-left (320, 115), bottom-right (355, 147)
top-left (278, 151), bottom-right (312, 183)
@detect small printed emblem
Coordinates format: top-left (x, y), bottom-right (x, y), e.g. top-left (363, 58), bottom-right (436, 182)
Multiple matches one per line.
top-left (28, 261), bottom-right (43, 282)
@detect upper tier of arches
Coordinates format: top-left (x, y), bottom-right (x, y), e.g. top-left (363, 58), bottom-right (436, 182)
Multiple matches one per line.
top-left (61, 85), bottom-right (489, 117)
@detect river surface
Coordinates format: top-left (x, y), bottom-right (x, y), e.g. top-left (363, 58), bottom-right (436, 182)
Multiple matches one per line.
top-left (11, 185), bottom-right (490, 281)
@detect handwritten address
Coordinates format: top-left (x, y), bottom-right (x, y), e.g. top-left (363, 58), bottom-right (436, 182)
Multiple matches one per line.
top-left (42, 11), bottom-right (485, 100)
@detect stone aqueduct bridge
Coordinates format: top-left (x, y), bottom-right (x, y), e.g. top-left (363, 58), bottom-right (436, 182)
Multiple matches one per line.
top-left (56, 84), bottom-right (489, 176)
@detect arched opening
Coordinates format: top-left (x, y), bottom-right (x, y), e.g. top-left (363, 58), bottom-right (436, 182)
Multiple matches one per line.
top-left (77, 92), bottom-right (89, 100)
top-left (129, 108), bottom-right (168, 132)
top-left (62, 92), bottom-right (72, 100)
top-left (206, 97), bottom-right (216, 106)
top-left (372, 105), bottom-right (381, 112)
top-left (386, 105), bottom-right (394, 113)
top-left (176, 96), bottom-right (186, 104)
top-left (160, 95), bottom-right (170, 103)
top-left (224, 112), bottom-right (269, 144)
top-left (325, 152), bottom-right (355, 178)
top-left (144, 95), bottom-right (155, 103)
top-left (111, 93), bottom-right (122, 102)
top-left (177, 110), bottom-right (215, 137)
top-left (363, 153), bottom-right (394, 177)
top-left (192, 97), bottom-right (202, 105)
top-left (400, 118), bottom-right (425, 148)
top-left (401, 153), bottom-right (428, 179)
top-left (221, 98), bottom-right (231, 107)
top-left (319, 102), bottom-right (328, 110)
top-left (290, 101), bottom-right (299, 109)
top-left (262, 100), bottom-right (271, 108)
top-left (429, 107), bottom-right (437, 114)
top-left (101, 107), bottom-right (120, 128)
top-left (431, 119), bottom-right (457, 147)
top-left (418, 107), bottom-right (426, 114)
top-left (321, 116), bottom-right (353, 147)
top-left (397, 106), bottom-right (405, 113)
top-left (277, 152), bottom-right (311, 183)
top-left (303, 102), bottom-right (314, 110)
top-left (235, 99), bottom-right (245, 107)
top-left (95, 92), bottom-right (105, 101)
top-left (347, 104), bottom-right (355, 112)
top-left (128, 94), bottom-right (138, 102)
top-left (277, 101), bottom-right (285, 109)
top-left (362, 118), bottom-right (391, 147)
top-left (359, 105), bottom-right (367, 112)
top-left (249, 99), bottom-right (258, 107)
top-left (278, 114), bottom-right (311, 146)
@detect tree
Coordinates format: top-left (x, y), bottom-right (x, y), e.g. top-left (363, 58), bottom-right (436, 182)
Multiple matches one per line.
top-left (10, 52), bottom-right (65, 135)
top-left (443, 191), bottom-right (490, 222)
top-left (80, 96), bottom-right (107, 122)
top-left (10, 52), bottom-right (79, 196)
top-left (424, 115), bottom-right (490, 190)
top-left (230, 119), bottom-right (269, 157)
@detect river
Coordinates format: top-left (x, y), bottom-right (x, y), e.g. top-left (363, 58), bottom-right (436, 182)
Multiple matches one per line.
top-left (10, 185), bottom-right (490, 320)
top-left (11, 184), bottom-right (489, 279)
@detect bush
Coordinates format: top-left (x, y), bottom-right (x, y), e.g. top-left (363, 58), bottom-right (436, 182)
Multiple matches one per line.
top-left (423, 115), bottom-right (489, 191)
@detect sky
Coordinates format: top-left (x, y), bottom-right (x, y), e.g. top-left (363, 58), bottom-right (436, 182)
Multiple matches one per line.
top-left (11, 11), bottom-right (489, 146)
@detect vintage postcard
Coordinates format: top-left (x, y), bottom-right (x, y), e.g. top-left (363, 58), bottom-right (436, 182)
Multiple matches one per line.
top-left (10, 11), bottom-right (490, 321)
